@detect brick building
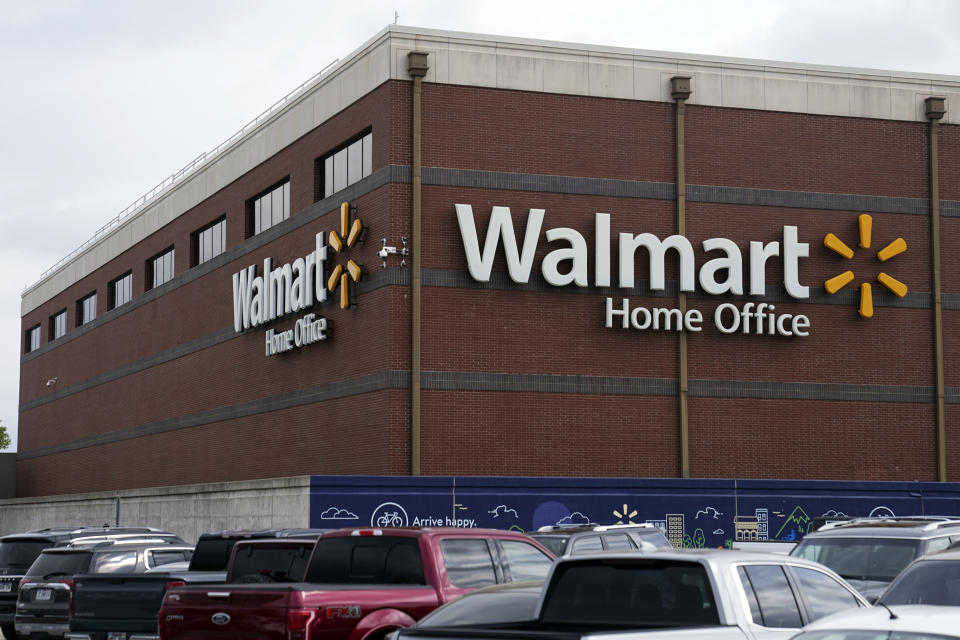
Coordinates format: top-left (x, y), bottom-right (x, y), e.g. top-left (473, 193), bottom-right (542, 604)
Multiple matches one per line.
top-left (17, 26), bottom-right (960, 497)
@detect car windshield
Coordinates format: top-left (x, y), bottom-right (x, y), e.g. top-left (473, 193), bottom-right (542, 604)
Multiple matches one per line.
top-left (532, 536), bottom-right (568, 556)
top-left (792, 537), bottom-right (920, 582)
top-left (24, 551), bottom-right (91, 579)
top-left (0, 539), bottom-right (53, 570)
top-left (419, 586), bottom-right (542, 627)
top-left (881, 559), bottom-right (960, 606)
top-left (539, 559), bottom-right (720, 628)
top-left (189, 538), bottom-right (240, 571)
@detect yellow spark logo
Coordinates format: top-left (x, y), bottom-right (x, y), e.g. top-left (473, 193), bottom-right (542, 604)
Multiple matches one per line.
top-left (613, 504), bottom-right (638, 524)
top-left (327, 202), bottom-right (363, 310)
top-left (823, 214), bottom-right (907, 318)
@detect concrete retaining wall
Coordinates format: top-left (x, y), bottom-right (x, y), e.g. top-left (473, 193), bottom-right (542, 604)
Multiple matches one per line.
top-left (0, 476), bottom-right (310, 544)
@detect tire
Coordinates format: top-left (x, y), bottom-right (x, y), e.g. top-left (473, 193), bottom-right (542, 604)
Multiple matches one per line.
top-left (1, 623), bottom-right (18, 640)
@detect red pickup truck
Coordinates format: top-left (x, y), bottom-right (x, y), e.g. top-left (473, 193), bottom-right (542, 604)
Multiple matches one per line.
top-left (158, 527), bottom-right (555, 640)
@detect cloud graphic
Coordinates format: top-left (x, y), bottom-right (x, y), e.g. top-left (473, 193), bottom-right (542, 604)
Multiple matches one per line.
top-left (556, 512), bottom-right (591, 526)
top-left (713, 529), bottom-right (724, 535)
top-left (822, 510), bottom-right (847, 517)
top-left (488, 505), bottom-right (519, 519)
top-left (320, 507), bottom-right (359, 520)
top-left (696, 506), bottom-right (723, 519)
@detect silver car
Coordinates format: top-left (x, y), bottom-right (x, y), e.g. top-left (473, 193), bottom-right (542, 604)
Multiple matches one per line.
top-left (793, 604), bottom-right (960, 639)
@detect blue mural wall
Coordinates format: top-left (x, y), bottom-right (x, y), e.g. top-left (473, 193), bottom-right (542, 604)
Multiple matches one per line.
top-left (309, 476), bottom-right (960, 549)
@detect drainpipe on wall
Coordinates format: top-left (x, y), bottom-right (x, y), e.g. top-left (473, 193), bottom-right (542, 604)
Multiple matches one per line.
top-left (925, 96), bottom-right (947, 482)
top-left (408, 51), bottom-right (429, 477)
top-left (671, 76), bottom-right (692, 479)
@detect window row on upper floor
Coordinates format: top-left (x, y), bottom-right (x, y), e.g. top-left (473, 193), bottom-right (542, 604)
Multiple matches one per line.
top-left (24, 131), bottom-right (373, 354)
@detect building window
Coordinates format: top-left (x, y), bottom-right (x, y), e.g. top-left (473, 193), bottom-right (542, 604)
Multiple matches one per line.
top-left (148, 247), bottom-right (175, 290)
top-left (319, 132), bottom-right (372, 200)
top-left (250, 181), bottom-right (290, 236)
top-left (110, 272), bottom-right (133, 309)
top-left (77, 292), bottom-right (97, 326)
top-left (25, 325), bottom-right (41, 353)
top-left (49, 310), bottom-right (66, 341)
top-left (193, 216), bottom-right (226, 266)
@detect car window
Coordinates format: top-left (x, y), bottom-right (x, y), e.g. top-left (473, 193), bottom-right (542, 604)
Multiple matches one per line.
top-left (738, 565), bottom-right (803, 628)
top-left (539, 559), bottom-right (720, 626)
top-left (149, 549), bottom-right (192, 569)
top-left (925, 536), bottom-right (952, 554)
top-left (882, 560), bottom-right (960, 606)
top-left (636, 530), bottom-right (673, 549)
top-left (792, 538), bottom-right (919, 582)
top-left (441, 539), bottom-right (497, 588)
top-left (92, 551), bottom-right (139, 573)
top-left (305, 536), bottom-right (424, 585)
top-left (791, 566), bottom-right (862, 620)
top-left (0, 540), bottom-right (53, 570)
top-left (532, 536), bottom-right (568, 557)
top-left (571, 535), bottom-right (604, 554)
top-left (231, 544), bottom-right (314, 582)
top-left (603, 534), bottom-right (635, 551)
top-left (499, 540), bottom-right (553, 582)
top-left (25, 551), bottom-right (91, 578)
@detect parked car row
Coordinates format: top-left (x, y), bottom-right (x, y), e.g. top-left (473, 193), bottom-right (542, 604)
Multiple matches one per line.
top-left (1, 516), bottom-right (959, 640)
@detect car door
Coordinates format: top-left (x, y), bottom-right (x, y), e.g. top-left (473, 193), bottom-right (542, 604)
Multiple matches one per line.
top-left (785, 564), bottom-right (867, 622)
top-left (736, 564), bottom-right (805, 640)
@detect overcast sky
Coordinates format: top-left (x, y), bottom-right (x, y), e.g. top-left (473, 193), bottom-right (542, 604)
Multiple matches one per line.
top-left (2, 0), bottom-right (958, 452)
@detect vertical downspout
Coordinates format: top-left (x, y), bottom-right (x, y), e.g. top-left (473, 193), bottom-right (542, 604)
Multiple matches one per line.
top-left (408, 52), bottom-right (429, 476)
top-left (925, 96), bottom-right (947, 482)
top-left (671, 76), bottom-right (692, 479)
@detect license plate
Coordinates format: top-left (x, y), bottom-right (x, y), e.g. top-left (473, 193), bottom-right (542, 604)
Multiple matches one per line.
top-left (108, 633), bottom-right (127, 640)
top-left (0, 583), bottom-right (10, 592)
top-left (35, 588), bottom-right (52, 601)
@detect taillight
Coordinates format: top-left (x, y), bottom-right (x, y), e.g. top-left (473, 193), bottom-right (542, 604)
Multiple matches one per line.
top-left (165, 580), bottom-right (185, 591)
top-left (63, 579), bottom-right (74, 618)
top-left (17, 578), bottom-right (30, 590)
top-left (287, 608), bottom-right (317, 640)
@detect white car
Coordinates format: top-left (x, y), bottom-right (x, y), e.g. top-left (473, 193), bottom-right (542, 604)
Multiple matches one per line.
top-left (792, 604), bottom-right (960, 639)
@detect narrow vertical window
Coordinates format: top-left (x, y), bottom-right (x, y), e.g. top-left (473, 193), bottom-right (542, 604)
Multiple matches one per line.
top-left (248, 181), bottom-right (290, 236)
top-left (77, 292), bottom-right (97, 326)
top-left (148, 247), bottom-right (175, 290)
top-left (25, 325), bottom-right (41, 353)
top-left (110, 272), bottom-right (133, 309)
top-left (317, 131), bottom-right (372, 201)
top-left (49, 310), bottom-right (67, 340)
top-left (193, 217), bottom-right (227, 266)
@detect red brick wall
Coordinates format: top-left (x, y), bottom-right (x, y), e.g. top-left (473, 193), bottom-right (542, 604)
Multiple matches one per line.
top-left (17, 79), bottom-right (959, 495)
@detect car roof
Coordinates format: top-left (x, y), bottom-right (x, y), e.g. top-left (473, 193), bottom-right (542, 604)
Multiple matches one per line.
top-left (43, 541), bottom-right (192, 553)
top-left (802, 604), bottom-right (960, 633)
top-left (557, 548), bottom-right (852, 570)
top-left (197, 528), bottom-right (329, 539)
top-left (532, 523), bottom-right (660, 535)
top-left (0, 526), bottom-right (170, 542)
top-left (802, 517), bottom-right (960, 539)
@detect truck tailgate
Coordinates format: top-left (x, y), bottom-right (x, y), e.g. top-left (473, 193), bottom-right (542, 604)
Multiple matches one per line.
top-left (72, 574), bottom-right (172, 634)
top-left (161, 583), bottom-right (293, 640)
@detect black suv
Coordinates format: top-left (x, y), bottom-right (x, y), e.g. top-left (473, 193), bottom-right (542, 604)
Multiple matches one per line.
top-left (0, 527), bottom-right (177, 639)
top-left (15, 538), bottom-right (192, 638)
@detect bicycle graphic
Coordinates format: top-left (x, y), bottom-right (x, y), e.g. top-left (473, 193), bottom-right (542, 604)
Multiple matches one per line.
top-left (376, 511), bottom-right (403, 527)
top-left (370, 502), bottom-right (409, 527)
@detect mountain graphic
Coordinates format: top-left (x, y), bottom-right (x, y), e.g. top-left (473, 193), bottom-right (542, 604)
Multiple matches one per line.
top-left (775, 505), bottom-right (813, 539)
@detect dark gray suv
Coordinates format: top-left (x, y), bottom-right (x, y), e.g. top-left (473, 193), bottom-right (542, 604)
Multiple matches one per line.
top-left (790, 516), bottom-right (960, 601)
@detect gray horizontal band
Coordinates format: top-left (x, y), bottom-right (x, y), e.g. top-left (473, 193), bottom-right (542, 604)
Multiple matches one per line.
top-left (19, 262), bottom-right (957, 414)
top-left (18, 369), bottom-right (951, 460)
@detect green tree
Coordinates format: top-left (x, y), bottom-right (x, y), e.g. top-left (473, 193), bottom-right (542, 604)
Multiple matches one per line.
top-left (692, 528), bottom-right (706, 549)
top-left (0, 422), bottom-right (11, 451)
